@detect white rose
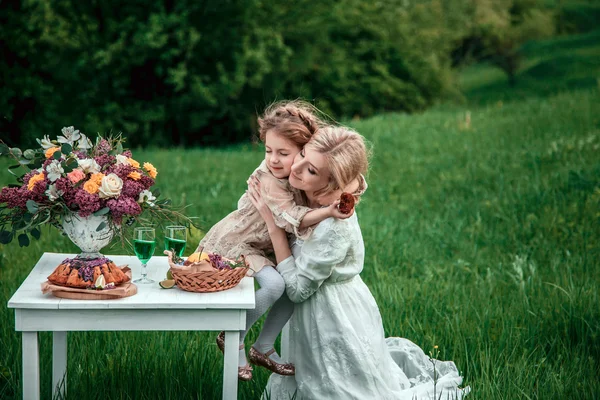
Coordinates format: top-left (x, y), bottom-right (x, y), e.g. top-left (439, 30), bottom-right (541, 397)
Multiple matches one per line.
top-left (77, 158), bottom-right (101, 174)
top-left (115, 154), bottom-right (131, 165)
top-left (46, 160), bottom-right (64, 182)
top-left (98, 173), bottom-right (123, 199)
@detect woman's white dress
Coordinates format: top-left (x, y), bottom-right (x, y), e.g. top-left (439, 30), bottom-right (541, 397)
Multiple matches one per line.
top-left (263, 214), bottom-right (470, 400)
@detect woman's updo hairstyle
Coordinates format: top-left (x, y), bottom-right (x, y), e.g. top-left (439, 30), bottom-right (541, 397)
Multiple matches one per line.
top-left (308, 126), bottom-right (370, 199)
top-left (258, 100), bottom-right (325, 148)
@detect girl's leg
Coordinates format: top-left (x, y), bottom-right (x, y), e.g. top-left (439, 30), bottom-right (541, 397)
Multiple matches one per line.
top-left (238, 266), bottom-right (284, 366)
top-left (253, 293), bottom-right (294, 364)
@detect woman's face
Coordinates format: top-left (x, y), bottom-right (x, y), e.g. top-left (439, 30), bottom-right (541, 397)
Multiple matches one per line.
top-left (264, 130), bottom-right (301, 179)
top-left (289, 145), bottom-right (330, 194)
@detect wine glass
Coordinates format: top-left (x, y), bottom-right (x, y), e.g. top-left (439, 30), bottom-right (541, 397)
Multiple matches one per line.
top-left (164, 226), bottom-right (187, 258)
top-left (133, 227), bottom-right (156, 284)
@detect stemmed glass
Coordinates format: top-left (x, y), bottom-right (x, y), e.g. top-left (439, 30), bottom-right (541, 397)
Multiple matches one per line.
top-left (164, 226), bottom-right (187, 257)
top-left (133, 227), bottom-right (156, 284)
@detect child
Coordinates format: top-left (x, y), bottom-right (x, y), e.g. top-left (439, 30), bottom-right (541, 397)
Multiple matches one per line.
top-left (196, 100), bottom-right (351, 380)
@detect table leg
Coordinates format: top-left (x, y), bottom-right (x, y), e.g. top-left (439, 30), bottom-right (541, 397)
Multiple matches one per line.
top-left (53, 331), bottom-right (68, 398)
top-left (222, 330), bottom-right (240, 400)
top-left (22, 331), bottom-right (40, 400)
top-left (281, 322), bottom-right (290, 361)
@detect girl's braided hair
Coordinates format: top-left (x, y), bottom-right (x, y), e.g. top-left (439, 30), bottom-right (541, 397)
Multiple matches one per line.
top-left (258, 100), bottom-right (327, 147)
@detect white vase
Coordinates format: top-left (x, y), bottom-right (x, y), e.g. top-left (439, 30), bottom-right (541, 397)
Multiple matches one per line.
top-left (62, 213), bottom-right (114, 259)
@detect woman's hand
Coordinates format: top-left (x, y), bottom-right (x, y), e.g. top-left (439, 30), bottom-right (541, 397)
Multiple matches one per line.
top-left (327, 199), bottom-right (355, 219)
top-left (247, 176), bottom-right (278, 230)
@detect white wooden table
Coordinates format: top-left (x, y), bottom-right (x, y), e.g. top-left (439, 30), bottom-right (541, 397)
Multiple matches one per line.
top-left (7, 252), bottom-right (255, 400)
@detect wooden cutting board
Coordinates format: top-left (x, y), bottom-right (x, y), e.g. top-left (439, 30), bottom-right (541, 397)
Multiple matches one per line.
top-left (41, 266), bottom-right (137, 300)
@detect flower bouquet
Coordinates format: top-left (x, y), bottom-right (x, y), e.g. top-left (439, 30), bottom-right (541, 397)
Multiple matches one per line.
top-left (0, 127), bottom-right (195, 264)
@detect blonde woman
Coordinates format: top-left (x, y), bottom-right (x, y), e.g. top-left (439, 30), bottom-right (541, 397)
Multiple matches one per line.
top-left (247, 126), bottom-right (470, 399)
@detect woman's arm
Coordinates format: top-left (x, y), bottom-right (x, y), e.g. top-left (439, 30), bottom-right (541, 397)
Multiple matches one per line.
top-left (247, 179), bottom-right (291, 264)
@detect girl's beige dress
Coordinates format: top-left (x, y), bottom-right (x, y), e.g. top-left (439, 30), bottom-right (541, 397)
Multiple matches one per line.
top-left (196, 160), bottom-right (314, 274)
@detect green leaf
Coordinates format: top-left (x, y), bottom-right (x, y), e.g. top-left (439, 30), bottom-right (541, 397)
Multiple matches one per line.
top-left (26, 200), bottom-right (39, 214)
top-left (23, 213), bottom-right (33, 223)
top-left (31, 228), bottom-right (41, 240)
top-left (96, 221), bottom-right (107, 231)
top-left (62, 161), bottom-right (75, 174)
top-left (0, 230), bottom-right (12, 244)
top-left (53, 150), bottom-right (62, 160)
top-left (19, 159), bottom-right (31, 165)
top-left (61, 143), bottom-right (72, 154)
top-left (94, 207), bottom-right (110, 216)
top-left (18, 233), bottom-right (30, 247)
top-left (10, 148), bottom-right (22, 158)
top-left (116, 142), bottom-right (123, 154)
top-left (0, 143), bottom-right (9, 155)
top-left (153, 188), bottom-right (161, 197)
top-left (29, 158), bottom-right (43, 169)
top-left (23, 149), bottom-right (36, 160)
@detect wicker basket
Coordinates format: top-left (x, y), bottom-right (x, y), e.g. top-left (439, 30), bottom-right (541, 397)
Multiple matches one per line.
top-left (165, 251), bottom-right (249, 293)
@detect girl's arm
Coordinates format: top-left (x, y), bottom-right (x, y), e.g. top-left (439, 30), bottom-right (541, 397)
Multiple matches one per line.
top-left (247, 179), bottom-right (291, 263)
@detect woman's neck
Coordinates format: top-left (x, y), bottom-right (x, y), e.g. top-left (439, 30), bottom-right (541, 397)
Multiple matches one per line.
top-left (305, 192), bottom-right (321, 208)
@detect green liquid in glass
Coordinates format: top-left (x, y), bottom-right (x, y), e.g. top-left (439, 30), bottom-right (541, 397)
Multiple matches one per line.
top-left (134, 239), bottom-right (156, 264)
top-left (165, 237), bottom-right (186, 257)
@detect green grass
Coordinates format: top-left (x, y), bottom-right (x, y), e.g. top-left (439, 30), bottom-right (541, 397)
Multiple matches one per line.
top-left (1, 32), bottom-right (600, 399)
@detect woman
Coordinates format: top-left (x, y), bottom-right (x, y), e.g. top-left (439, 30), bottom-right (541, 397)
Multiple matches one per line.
top-left (247, 126), bottom-right (469, 399)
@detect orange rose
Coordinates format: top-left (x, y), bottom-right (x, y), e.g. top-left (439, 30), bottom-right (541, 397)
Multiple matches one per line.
top-left (128, 171), bottom-right (141, 181)
top-left (143, 162), bottom-right (157, 179)
top-left (89, 173), bottom-right (104, 186)
top-left (45, 147), bottom-right (60, 159)
top-left (128, 158), bottom-right (140, 168)
top-left (27, 173), bottom-right (45, 191)
top-left (83, 180), bottom-right (99, 195)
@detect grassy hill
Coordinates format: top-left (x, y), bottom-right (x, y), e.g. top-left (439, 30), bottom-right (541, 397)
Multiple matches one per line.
top-left (1, 31), bottom-right (599, 399)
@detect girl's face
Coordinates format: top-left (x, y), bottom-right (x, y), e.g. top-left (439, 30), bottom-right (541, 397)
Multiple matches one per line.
top-left (264, 130), bottom-right (302, 179)
top-left (289, 145), bottom-right (330, 195)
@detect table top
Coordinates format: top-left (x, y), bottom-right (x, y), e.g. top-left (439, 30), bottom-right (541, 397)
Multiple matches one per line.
top-left (7, 253), bottom-right (255, 310)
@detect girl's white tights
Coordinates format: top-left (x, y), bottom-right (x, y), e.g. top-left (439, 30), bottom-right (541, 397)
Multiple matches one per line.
top-left (254, 292), bottom-right (294, 364)
top-left (238, 266), bottom-right (284, 367)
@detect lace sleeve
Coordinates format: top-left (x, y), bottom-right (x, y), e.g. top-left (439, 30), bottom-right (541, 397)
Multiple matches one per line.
top-left (276, 219), bottom-right (350, 303)
top-left (260, 175), bottom-right (313, 237)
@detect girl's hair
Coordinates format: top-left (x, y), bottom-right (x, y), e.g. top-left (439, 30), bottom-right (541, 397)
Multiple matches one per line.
top-left (308, 125), bottom-right (370, 199)
top-left (258, 100), bottom-right (325, 148)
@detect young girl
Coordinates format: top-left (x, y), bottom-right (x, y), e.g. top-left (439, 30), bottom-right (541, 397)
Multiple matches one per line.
top-left (196, 100), bottom-right (351, 380)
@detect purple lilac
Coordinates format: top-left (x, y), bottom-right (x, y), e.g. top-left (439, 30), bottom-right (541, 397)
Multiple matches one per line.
top-left (138, 175), bottom-right (155, 190)
top-left (94, 139), bottom-right (111, 156)
top-left (94, 154), bottom-right (115, 168)
top-left (121, 179), bottom-right (145, 199)
top-left (73, 189), bottom-right (102, 217)
top-left (0, 186), bottom-right (30, 209)
top-left (106, 196), bottom-right (141, 223)
top-left (110, 164), bottom-right (134, 179)
top-left (208, 253), bottom-right (232, 270)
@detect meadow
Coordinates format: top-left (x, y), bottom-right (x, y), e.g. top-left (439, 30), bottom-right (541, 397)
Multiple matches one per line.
top-left (1, 31), bottom-right (599, 399)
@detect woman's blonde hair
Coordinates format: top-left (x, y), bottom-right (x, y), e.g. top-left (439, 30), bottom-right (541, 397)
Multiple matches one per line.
top-left (308, 125), bottom-right (370, 199)
top-left (258, 100), bottom-right (325, 148)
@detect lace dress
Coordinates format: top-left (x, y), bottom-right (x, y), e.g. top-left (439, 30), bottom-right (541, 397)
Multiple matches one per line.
top-left (263, 214), bottom-right (470, 400)
top-left (196, 161), bottom-right (313, 274)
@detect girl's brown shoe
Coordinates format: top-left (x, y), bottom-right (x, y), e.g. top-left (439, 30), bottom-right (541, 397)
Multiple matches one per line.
top-left (216, 331), bottom-right (253, 381)
top-left (248, 346), bottom-right (295, 376)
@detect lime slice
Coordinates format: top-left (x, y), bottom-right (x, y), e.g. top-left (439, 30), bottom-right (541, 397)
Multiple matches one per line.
top-left (159, 279), bottom-right (176, 289)
top-left (166, 270), bottom-right (173, 280)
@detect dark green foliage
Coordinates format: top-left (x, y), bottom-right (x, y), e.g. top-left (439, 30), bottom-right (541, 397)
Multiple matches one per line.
top-left (0, 0), bottom-right (462, 148)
